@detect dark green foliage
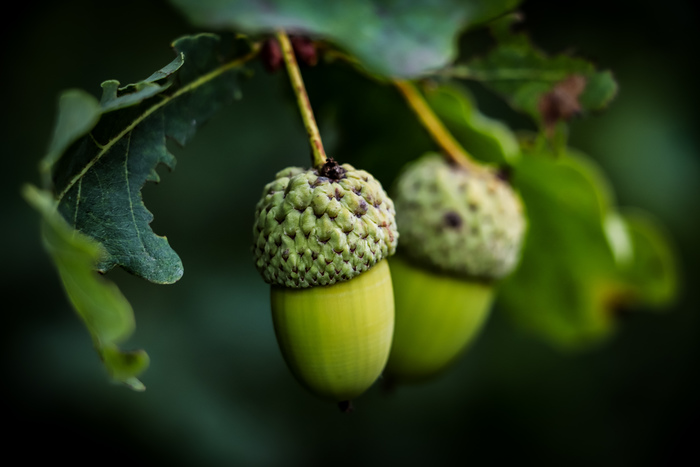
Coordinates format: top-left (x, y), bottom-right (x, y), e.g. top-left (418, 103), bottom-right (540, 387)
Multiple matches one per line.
top-left (168, 0), bottom-right (522, 78)
top-left (616, 211), bottom-right (679, 307)
top-left (453, 14), bottom-right (618, 137)
top-left (28, 33), bottom-right (254, 388)
top-left (499, 147), bottom-right (677, 347)
top-left (423, 83), bottom-right (521, 166)
top-left (396, 83), bottom-right (676, 347)
top-left (48, 34), bottom-right (252, 284)
top-left (7, 2), bottom-right (697, 465)
top-left (22, 1), bottom-right (678, 390)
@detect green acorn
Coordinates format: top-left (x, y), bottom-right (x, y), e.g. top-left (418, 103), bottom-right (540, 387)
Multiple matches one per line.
top-left (253, 159), bottom-right (398, 405)
top-left (385, 153), bottom-right (526, 383)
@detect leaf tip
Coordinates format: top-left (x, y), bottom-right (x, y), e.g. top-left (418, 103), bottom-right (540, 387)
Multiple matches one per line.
top-left (121, 377), bottom-right (147, 392)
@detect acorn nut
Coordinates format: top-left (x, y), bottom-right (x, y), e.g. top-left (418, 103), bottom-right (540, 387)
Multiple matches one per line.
top-left (386, 153), bottom-right (526, 383)
top-left (253, 159), bottom-right (398, 405)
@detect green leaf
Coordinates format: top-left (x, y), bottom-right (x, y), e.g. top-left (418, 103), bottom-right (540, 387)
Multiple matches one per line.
top-left (454, 17), bottom-right (618, 133)
top-left (168, 0), bottom-right (522, 78)
top-left (101, 345), bottom-right (150, 391)
top-left (47, 33), bottom-right (254, 284)
top-left (500, 150), bottom-right (620, 345)
top-left (604, 212), bottom-right (633, 268)
top-left (422, 83), bottom-right (520, 166)
top-left (579, 70), bottom-right (618, 111)
top-left (498, 149), bottom-right (620, 348)
top-left (499, 147), bottom-right (679, 349)
top-left (22, 184), bottom-right (149, 390)
top-left (615, 210), bottom-right (679, 308)
top-left (40, 90), bottom-right (102, 186)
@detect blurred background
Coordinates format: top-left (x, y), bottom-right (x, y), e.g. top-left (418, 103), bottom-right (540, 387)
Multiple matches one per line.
top-left (3, 0), bottom-right (698, 465)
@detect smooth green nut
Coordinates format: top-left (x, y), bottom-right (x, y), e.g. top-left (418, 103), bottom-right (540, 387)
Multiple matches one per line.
top-left (385, 256), bottom-right (493, 382)
top-left (271, 259), bottom-right (394, 401)
top-left (392, 152), bottom-right (525, 280)
top-left (254, 162), bottom-right (398, 403)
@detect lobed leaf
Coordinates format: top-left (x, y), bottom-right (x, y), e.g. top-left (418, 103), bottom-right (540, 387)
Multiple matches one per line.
top-left (498, 147), bottom-right (679, 348)
top-left (452, 15), bottom-right (618, 137)
top-left (614, 210), bottom-right (679, 308)
top-left (28, 33), bottom-right (258, 388)
top-left (22, 184), bottom-right (149, 390)
top-left (46, 34), bottom-right (255, 284)
top-left (40, 90), bottom-right (102, 186)
top-left (168, 0), bottom-right (522, 78)
top-left (498, 150), bottom-right (618, 348)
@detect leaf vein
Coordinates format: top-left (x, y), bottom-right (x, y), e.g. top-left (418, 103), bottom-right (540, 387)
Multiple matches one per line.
top-left (123, 132), bottom-right (147, 256)
top-left (89, 132), bottom-right (106, 149)
top-left (73, 177), bottom-right (82, 228)
top-left (55, 45), bottom-right (260, 205)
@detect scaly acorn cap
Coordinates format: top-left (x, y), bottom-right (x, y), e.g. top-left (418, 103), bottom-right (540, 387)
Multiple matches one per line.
top-left (392, 153), bottom-right (526, 280)
top-left (253, 159), bottom-right (398, 288)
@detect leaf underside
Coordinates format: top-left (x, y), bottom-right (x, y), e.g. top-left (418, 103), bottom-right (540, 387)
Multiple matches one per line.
top-left (168, 0), bottom-right (522, 78)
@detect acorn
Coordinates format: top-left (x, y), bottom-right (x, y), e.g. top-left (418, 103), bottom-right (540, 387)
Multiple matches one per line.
top-left (253, 158), bottom-right (398, 406)
top-left (385, 153), bottom-right (526, 383)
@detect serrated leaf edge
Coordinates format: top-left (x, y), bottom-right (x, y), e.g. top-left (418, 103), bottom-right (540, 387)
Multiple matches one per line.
top-left (55, 44), bottom-right (260, 205)
top-left (22, 184), bottom-right (150, 391)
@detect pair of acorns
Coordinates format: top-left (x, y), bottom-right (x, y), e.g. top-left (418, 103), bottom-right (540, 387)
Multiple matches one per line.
top-left (252, 152), bottom-right (526, 409)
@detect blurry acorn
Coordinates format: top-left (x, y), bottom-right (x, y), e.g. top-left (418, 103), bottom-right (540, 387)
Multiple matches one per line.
top-left (385, 153), bottom-right (526, 383)
top-left (253, 159), bottom-right (398, 406)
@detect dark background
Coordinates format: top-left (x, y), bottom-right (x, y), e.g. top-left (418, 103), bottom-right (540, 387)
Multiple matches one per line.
top-left (3, 1), bottom-right (698, 465)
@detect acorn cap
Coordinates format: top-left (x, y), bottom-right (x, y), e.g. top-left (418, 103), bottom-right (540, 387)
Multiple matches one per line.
top-left (253, 160), bottom-right (398, 288)
top-left (392, 153), bottom-right (525, 280)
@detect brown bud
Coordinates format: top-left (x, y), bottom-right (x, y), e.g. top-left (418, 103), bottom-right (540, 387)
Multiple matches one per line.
top-left (260, 38), bottom-right (283, 73)
top-left (291, 36), bottom-right (318, 67)
top-left (538, 74), bottom-right (587, 133)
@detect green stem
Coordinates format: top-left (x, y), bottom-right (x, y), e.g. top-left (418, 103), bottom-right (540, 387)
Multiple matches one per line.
top-left (276, 30), bottom-right (327, 168)
top-left (394, 80), bottom-right (476, 171)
